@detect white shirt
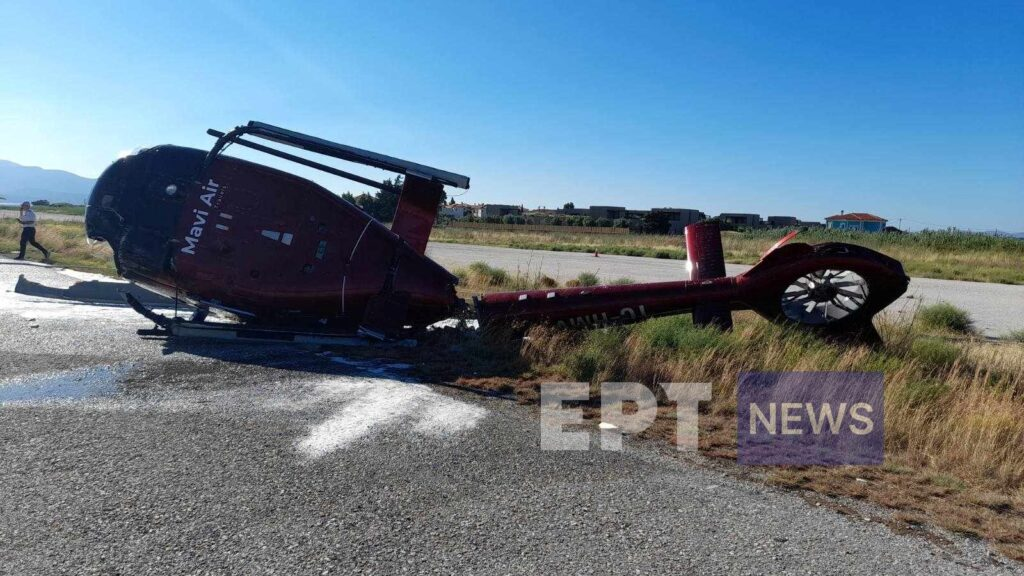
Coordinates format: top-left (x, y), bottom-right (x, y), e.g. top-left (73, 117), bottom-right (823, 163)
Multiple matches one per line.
top-left (20, 209), bottom-right (36, 228)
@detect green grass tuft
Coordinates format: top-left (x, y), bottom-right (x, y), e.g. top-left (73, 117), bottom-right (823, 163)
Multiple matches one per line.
top-left (636, 315), bottom-right (737, 354)
top-left (917, 303), bottom-right (974, 333)
top-left (894, 377), bottom-right (949, 408)
top-left (911, 338), bottom-right (962, 370)
top-left (467, 261), bottom-right (509, 286)
top-left (564, 328), bottom-right (626, 382)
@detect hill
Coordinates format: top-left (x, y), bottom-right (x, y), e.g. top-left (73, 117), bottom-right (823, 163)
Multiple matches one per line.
top-left (0, 159), bottom-right (95, 205)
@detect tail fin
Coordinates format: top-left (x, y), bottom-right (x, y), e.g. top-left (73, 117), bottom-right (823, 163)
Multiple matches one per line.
top-left (390, 175), bottom-right (443, 254)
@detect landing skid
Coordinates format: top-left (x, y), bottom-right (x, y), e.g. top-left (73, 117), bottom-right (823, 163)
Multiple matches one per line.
top-left (123, 293), bottom-right (416, 347)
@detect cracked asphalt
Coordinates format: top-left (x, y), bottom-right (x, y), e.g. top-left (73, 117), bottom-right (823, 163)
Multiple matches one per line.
top-left (1, 258), bottom-right (1020, 575)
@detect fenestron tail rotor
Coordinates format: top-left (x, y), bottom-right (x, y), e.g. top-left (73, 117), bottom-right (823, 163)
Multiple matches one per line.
top-left (781, 269), bottom-right (870, 326)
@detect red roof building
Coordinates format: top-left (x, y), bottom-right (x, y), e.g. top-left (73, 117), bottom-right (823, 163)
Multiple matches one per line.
top-left (824, 212), bottom-right (887, 232)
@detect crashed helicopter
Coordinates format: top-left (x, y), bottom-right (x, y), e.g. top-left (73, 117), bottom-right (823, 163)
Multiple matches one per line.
top-left (85, 121), bottom-right (909, 344)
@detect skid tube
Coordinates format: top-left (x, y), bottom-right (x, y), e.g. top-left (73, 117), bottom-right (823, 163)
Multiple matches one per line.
top-left (122, 293), bottom-right (414, 346)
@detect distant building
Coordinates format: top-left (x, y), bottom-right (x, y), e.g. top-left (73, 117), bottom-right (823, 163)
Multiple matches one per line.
top-left (718, 213), bottom-right (763, 228)
top-left (588, 206), bottom-right (627, 220)
top-left (825, 212), bottom-right (887, 233)
top-left (474, 204), bottom-right (523, 219)
top-left (555, 207), bottom-right (586, 216)
top-left (527, 207), bottom-right (560, 215)
top-left (766, 216), bottom-right (799, 228)
top-left (441, 203), bottom-right (473, 219)
top-left (651, 208), bottom-right (706, 234)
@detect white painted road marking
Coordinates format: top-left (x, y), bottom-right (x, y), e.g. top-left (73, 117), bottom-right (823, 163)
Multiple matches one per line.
top-left (296, 376), bottom-right (487, 458)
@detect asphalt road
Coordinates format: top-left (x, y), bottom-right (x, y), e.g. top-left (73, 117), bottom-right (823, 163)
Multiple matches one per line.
top-left (427, 242), bottom-right (1024, 338)
top-left (1, 259), bottom-right (1020, 575)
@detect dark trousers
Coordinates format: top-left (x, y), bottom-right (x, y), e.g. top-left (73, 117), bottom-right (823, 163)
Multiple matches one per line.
top-left (18, 227), bottom-right (49, 259)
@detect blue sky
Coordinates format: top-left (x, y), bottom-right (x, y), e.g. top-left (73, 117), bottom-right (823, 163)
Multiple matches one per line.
top-left (1, 0), bottom-right (1021, 230)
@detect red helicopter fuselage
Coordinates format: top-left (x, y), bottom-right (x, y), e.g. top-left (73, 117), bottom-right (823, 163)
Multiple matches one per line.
top-left (87, 143), bottom-right (460, 332)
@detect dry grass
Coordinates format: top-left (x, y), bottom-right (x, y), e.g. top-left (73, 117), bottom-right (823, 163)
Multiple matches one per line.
top-left (419, 307), bottom-right (1024, 559)
top-left (0, 220), bottom-right (115, 274)
top-left (451, 261), bottom-right (607, 296)
top-left (431, 226), bottom-right (1024, 284)
top-left (451, 261), bottom-right (557, 294)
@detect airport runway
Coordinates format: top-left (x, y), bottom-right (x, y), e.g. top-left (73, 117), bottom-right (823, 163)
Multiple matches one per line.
top-left (427, 242), bottom-right (1024, 338)
top-left (1, 259), bottom-right (1019, 574)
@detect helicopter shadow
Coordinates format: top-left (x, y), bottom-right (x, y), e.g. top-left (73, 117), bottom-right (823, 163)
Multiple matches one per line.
top-left (151, 333), bottom-right (511, 399)
top-left (14, 274), bottom-right (179, 308)
top-left (13, 272), bottom-right (508, 399)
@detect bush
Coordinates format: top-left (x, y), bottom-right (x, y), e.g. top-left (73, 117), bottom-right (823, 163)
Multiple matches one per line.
top-left (609, 277), bottom-right (635, 285)
top-left (575, 272), bottom-right (600, 287)
top-left (1006, 330), bottom-right (1024, 343)
top-left (917, 303), bottom-right (974, 333)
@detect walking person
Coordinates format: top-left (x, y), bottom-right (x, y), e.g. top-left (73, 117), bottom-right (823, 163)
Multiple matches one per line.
top-left (15, 202), bottom-right (51, 263)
